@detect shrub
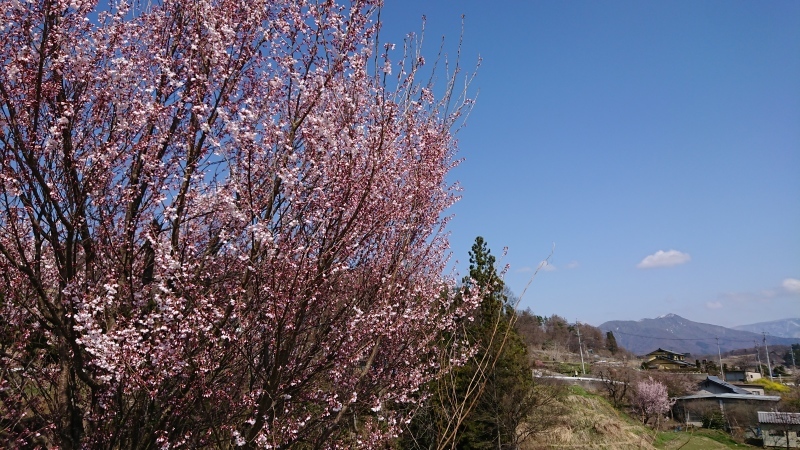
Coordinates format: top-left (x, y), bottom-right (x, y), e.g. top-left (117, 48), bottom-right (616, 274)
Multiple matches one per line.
top-left (752, 378), bottom-right (791, 393)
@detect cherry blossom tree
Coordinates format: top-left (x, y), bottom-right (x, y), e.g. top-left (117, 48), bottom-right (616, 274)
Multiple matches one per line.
top-left (0, 0), bottom-right (477, 447)
top-left (631, 378), bottom-right (675, 426)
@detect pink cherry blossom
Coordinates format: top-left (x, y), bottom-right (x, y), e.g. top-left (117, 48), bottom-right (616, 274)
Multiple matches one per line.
top-left (631, 377), bottom-right (675, 425)
top-left (0, 0), bottom-right (477, 447)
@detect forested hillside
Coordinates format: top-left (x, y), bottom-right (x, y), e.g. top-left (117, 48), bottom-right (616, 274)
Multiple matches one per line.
top-left (515, 309), bottom-right (635, 365)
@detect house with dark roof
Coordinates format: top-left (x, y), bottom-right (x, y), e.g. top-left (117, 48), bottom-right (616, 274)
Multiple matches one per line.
top-left (759, 411), bottom-right (800, 448)
top-left (729, 383), bottom-right (765, 396)
top-left (698, 376), bottom-right (754, 395)
top-left (642, 348), bottom-right (696, 370)
top-left (673, 376), bottom-right (781, 427)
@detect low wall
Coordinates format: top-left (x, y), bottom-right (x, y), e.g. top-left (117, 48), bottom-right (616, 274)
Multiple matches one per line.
top-left (539, 375), bottom-right (607, 392)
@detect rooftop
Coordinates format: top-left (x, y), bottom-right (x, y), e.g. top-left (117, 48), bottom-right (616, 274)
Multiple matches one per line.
top-left (648, 355), bottom-right (694, 366)
top-left (646, 348), bottom-right (686, 356)
top-left (758, 412), bottom-right (800, 425)
top-left (706, 376), bottom-right (753, 395)
top-left (676, 393), bottom-right (780, 401)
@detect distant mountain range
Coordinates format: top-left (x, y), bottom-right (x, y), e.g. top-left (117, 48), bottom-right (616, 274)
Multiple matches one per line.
top-left (733, 318), bottom-right (800, 339)
top-left (599, 314), bottom-right (800, 356)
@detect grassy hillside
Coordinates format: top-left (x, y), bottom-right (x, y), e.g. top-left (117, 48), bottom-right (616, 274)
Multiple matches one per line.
top-left (520, 386), bottom-right (756, 450)
top-left (521, 386), bottom-right (659, 449)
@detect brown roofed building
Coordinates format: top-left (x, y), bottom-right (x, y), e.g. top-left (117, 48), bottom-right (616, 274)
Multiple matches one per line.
top-left (642, 348), bottom-right (695, 370)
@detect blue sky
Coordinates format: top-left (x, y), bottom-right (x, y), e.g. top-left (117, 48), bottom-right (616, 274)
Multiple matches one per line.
top-left (378, 1), bottom-right (800, 328)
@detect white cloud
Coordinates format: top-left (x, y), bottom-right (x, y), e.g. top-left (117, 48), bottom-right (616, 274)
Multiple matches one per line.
top-left (706, 301), bottom-right (723, 310)
top-left (783, 278), bottom-right (800, 294)
top-left (515, 266), bottom-right (533, 274)
top-left (537, 260), bottom-right (556, 272)
top-left (637, 249), bottom-right (691, 269)
top-left (565, 261), bottom-right (580, 269)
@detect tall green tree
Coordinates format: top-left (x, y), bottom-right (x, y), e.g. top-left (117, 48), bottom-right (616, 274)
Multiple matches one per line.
top-left (461, 238), bottom-right (533, 449)
top-left (401, 237), bottom-right (533, 449)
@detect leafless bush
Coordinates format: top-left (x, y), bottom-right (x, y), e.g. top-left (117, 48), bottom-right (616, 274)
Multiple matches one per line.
top-left (595, 366), bottom-right (637, 408)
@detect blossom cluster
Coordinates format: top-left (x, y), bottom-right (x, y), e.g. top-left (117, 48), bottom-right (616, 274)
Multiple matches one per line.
top-left (0, 0), bottom-right (476, 447)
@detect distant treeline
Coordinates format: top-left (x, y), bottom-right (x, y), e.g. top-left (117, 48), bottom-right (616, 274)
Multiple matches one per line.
top-left (514, 309), bottom-right (635, 360)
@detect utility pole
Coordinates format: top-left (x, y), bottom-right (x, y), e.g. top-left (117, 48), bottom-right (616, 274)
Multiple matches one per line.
top-left (576, 320), bottom-right (586, 375)
top-left (754, 340), bottom-right (763, 376)
top-left (716, 337), bottom-right (725, 381)
top-left (763, 332), bottom-right (773, 381)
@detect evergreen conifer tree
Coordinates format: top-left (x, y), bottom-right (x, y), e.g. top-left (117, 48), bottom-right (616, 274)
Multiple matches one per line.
top-left (401, 237), bottom-right (532, 449)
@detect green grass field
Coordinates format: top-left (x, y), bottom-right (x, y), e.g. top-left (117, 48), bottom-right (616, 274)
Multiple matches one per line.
top-left (656, 428), bottom-right (756, 449)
